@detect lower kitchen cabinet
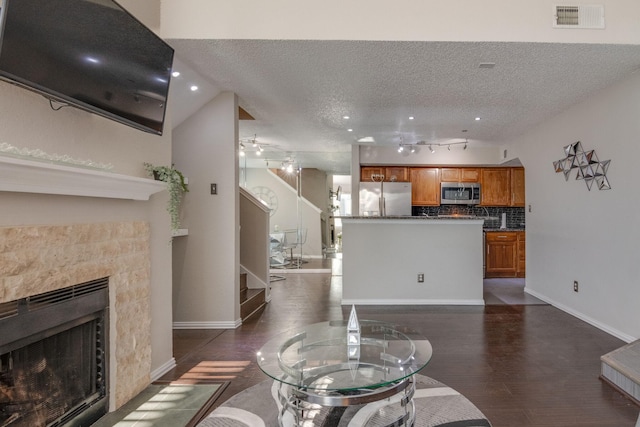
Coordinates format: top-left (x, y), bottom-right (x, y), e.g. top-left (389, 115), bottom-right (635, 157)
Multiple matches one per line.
top-left (517, 231), bottom-right (526, 277)
top-left (485, 231), bottom-right (518, 278)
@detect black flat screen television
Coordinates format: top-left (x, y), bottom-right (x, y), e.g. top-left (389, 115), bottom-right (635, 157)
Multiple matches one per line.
top-left (0, 0), bottom-right (174, 135)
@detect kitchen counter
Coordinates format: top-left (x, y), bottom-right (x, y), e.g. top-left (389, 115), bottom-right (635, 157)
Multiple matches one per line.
top-left (335, 216), bottom-right (525, 231)
top-left (340, 217), bottom-right (484, 306)
top-left (337, 215), bottom-right (487, 221)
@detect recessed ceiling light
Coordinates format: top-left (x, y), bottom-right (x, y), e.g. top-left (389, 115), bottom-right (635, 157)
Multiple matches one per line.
top-left (475, 117), bottom-right (481, 121)
top-left (190, 85), bottom-right (199, 91)
top-left (172, 71), bottom-right (181, 77)
top-left (357, 136), bottom-right (375, 143)
top-left (343, 115), bottom-right (350, 120)
top-left (409, 116), bottom-right (414, 120)
top-left (347, 128), bottom-right (353, 132)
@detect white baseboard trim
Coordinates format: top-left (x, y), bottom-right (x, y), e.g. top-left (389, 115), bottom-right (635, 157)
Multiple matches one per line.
top-left (341, 298), bottom-right (485, 306)
top-left (150, 358), bottom-right (176, 382)
top-left (173, 319), bottom-right (242, 329)
top-left (524, 287), bottom-right (635, 343)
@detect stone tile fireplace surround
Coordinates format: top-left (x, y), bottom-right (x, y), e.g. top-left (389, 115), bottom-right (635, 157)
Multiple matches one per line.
top-left (0, 222), bottom-right (152, 410)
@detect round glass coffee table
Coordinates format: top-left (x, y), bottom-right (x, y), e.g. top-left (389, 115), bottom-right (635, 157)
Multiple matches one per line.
top-left (257, 320), bottom-right (432, 426)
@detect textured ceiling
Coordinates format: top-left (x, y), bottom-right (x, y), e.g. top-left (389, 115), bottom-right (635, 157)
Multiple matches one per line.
top-left (168, 40), bottom-right (640, 174)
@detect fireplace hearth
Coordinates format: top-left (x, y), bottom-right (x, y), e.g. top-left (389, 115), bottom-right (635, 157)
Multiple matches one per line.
top-left (0, 278), bottom-right (109, 427)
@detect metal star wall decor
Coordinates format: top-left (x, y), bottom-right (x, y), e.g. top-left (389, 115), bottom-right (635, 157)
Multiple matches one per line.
top-left (553, 141), bottom-right (611, 191)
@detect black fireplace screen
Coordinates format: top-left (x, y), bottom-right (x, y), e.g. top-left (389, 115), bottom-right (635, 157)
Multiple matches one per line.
top-left (0, 278), bottom-right (108, 427)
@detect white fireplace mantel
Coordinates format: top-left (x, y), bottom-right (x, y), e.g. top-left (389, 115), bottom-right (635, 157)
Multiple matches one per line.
top-left (0, 155), bottom-right (166, 200)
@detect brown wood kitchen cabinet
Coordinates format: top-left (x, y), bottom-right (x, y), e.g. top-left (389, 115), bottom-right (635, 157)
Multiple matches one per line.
top-left (516, 231), bottom-right (526, 277)
top-left (485, 231), bottom-right (518, 277)
top-left (511, 167), bottom-right (525, 206)
top-left (384, 167), bottom-right (408, 182)
top-left (440, 167), bottom-right (479, 183)
top-left (360, 167), bottom-right (384, 182)
top-left (409, 167), bottom-right (440, 205)
top-left (361, 166), bottom-right (408, 182)
top-left (481, 168), bottom-right (511, 206)
top-left (481, 167), bottom-right (525, 207)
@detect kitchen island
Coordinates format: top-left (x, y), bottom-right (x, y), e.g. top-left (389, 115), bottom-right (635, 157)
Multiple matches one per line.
top-left (340, 216), bottom-right (484, 305)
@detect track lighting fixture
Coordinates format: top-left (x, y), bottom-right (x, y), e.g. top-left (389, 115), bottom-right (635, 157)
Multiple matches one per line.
top-left (398, 145), bottom-right (404, 153)
top-left (280, 159), bottom-right (297, 174)
top-left (447, 145), bottom-right (451, 151)
top-left (429, 145), bottom-right (435, 153)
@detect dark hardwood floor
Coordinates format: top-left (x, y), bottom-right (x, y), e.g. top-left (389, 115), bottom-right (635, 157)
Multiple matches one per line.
top-left (160, 259), bottom-right (639, 426)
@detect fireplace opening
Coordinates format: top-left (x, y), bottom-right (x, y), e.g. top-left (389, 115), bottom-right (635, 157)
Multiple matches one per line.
top-left (0, 278), bottom-right (109, 427)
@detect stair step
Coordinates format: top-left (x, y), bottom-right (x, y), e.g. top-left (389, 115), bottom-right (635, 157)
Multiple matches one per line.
top-left (240, 273), bottom-right (248, 303)
top-left (240, 288), bottom-right (265, 322)
top-left (601, 339), bottom-right (640, 406)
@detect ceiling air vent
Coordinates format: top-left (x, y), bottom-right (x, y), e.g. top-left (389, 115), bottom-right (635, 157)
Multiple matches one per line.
top-left (553, 5), bottom-right (605, 29)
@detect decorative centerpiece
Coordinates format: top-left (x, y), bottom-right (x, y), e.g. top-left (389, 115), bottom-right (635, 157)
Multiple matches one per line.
top-left (144, 163), bottom-right (189, 231)
top-left (347, 305), bottom-right (361, 359)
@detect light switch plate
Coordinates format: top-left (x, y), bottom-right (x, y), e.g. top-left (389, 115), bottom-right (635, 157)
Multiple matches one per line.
top-left (210, 183), bottom-right (217, 195)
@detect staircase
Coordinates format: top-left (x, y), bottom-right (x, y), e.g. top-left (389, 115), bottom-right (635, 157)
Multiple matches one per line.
top-left (240, 272), bottom-right (266, 322)
top-left (600, 339), bottom-right (640, 406)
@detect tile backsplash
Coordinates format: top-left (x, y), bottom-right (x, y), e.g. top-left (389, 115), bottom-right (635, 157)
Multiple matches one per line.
top-left (412, 205), bottom-right (525, 229)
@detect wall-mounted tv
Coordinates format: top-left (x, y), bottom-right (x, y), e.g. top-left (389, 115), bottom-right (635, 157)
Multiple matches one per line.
top-left (0, 0), bottom-right (174, 135)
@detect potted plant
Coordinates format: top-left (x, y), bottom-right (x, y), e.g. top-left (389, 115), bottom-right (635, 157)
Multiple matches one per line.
top-left (144, 163), bottom-right (189, 231)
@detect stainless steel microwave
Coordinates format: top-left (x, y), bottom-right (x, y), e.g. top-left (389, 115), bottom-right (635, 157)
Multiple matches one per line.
top-left (440, 182), bottom-right (481, 205)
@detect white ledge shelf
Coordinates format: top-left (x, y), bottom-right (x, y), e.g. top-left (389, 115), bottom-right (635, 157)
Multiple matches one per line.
top-left (0, 155), bottom-right (166, 200)
top-left (171, 229), bottom-right (188, 237)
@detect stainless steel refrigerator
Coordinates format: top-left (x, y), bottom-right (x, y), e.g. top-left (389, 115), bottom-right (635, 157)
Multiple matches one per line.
top-left (359, 182), bottom-right (412, 216)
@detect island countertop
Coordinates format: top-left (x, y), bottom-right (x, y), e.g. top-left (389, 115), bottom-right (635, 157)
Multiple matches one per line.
top-left (335, 216), bottom-right (524, 230)
top-left (336, 215), bottom-right (485, 221)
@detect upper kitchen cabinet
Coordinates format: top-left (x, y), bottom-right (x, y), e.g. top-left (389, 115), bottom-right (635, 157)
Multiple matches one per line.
top-left (481, 168), bottom-right (511, 206)
top-left (511, 167), bottom-right (525, 207)
top-left (361, 166), bottom-right (408, 182)
top-left (481, 167), bottom-right (525, 207)
top-left (384, 167), bottom-right (408, 182)
top-left (410, 167), bottom-right (440, 205)
top-left (361, 167), bottom-right (385, 182)
top-left (440, 168), bottom-right (480, 183)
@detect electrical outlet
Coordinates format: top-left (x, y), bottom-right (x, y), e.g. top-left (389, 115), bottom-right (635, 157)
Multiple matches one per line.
top-left (417, 273), bottom-right (424, 283)
top-left (573, 280), bottom-right (579, 292)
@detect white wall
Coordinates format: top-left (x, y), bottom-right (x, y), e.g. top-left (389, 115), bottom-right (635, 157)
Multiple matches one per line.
top-left (172, 92), bottom-right (240, 327)
top-left (508, 72), bottom-right (640, 342)
top-left (161, 0), bottom-right (640, 45)
top-left (0, 76), bottom-right (174, 377)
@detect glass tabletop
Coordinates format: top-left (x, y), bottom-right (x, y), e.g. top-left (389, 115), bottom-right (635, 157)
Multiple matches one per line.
top-left (257, 320), bottom-right (432, 391)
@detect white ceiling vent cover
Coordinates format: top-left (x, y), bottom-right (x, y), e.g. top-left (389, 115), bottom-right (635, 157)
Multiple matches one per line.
top-left (553, 5), bottom-right (605, 29)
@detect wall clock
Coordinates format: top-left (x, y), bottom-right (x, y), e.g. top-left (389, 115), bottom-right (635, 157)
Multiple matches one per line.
top-left (252, 186), bottom-right (278, 216)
